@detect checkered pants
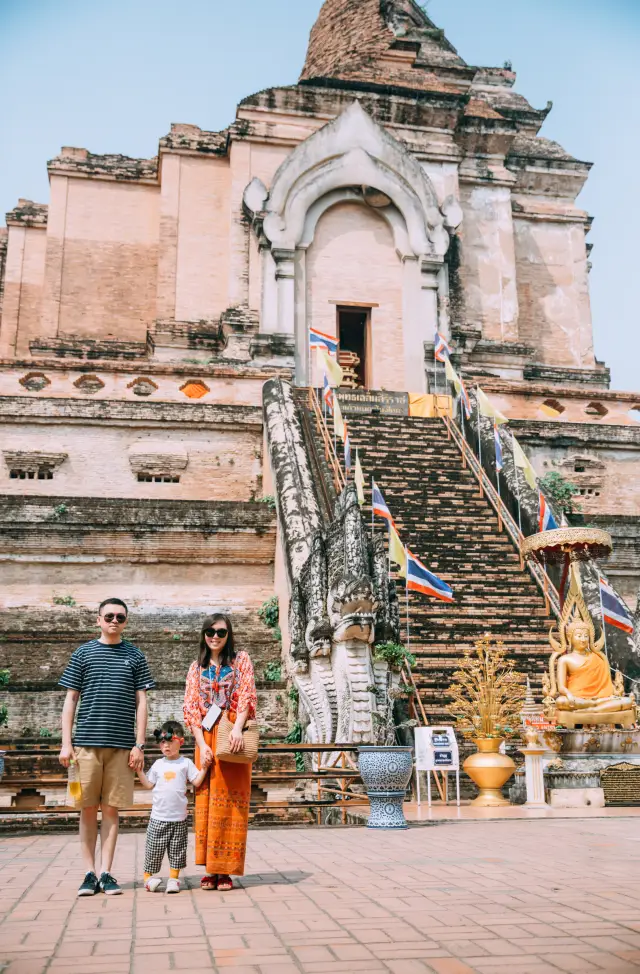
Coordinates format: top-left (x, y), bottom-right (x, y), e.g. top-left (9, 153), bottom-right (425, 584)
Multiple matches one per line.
top-left (144, 818), bottom-right (188, 874)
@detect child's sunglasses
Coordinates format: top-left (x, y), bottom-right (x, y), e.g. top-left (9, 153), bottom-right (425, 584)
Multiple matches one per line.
top-left (154, 730), bottom-right (180, 743)
top-left (103, 613), bottom-right (127, 623)
top-left (204, 627), bottom-right (228, 639)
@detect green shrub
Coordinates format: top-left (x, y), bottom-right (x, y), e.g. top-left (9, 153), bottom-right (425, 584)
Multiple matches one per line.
top-left (538, 472), bottom-right (580, 515)
top-left (0, 705), bottom-right (8, 729)
top-left (259, 495), bottom-right (276, 510)
top-left (373, 641), bottom-right (416, 671)
top-left (0, 670), bottom-right (10, 688)
top-left (264, 661), bottom-right (282, 682)
top-left (259, 596), bottom-right (279, 630)
top-left (53, 595), bottom-right (76, 607)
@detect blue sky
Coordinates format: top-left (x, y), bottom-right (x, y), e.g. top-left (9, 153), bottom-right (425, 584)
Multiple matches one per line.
top-left (0, 0), bottom-right (638, 392)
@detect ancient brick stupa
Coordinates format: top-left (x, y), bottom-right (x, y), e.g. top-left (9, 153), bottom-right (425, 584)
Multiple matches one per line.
top-left (0, 1), bottom-right (638, 800)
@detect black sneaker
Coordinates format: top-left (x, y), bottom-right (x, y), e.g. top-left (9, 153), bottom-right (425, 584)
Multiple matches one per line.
top-left (77, 871), bottom-right (100, 897)
top-left (99, 871), bottom-right (122, 895)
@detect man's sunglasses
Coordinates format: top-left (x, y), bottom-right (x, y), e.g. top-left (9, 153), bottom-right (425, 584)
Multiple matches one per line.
top-left (103, 613), bottom-right (127, 623)
top-left (204, 628), bottom-right (228, 639)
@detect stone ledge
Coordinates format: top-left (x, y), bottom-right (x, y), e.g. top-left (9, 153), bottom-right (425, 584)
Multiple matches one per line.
top-left (523, 363), bottom-right (610, 389)
top-left (0, 495), bottom-right (276, 531)
top-left (29, 337), bottom-right (148, 361)
top-left (48, 149), bottom-right (158, 183)
top-left (511, 419), bottom-right (640, 448)
top-left (5, 200), bottom-right (48, 228)
top-left (0, 358), bottom-right (291, 380)
top-left (159, 123), bottom-right (229, 156)
top-left (0, 396), bottom-right (263, 427)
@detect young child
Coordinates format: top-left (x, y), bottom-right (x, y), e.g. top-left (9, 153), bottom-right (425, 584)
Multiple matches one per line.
top-left (137, 719), bottom-right (210, 893)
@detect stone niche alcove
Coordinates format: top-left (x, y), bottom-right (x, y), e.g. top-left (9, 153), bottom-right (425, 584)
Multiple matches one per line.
top-left (243, 102), bottom-right (459, 392)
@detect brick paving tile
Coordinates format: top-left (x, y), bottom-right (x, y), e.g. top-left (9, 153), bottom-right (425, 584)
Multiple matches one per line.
top-left (4, 821), bottom-right (640, 973)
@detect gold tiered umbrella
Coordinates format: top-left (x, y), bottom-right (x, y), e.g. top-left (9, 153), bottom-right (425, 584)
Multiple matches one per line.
top-left (522, 526), bottom-right (612, 564)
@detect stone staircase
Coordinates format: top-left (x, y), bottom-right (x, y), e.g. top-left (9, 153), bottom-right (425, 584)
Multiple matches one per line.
top-left (333, 412), bottom-right (554, 720)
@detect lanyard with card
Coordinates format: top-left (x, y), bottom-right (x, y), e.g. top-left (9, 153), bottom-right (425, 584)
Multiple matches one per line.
top-left (202, 702), bottom-right (222, 731)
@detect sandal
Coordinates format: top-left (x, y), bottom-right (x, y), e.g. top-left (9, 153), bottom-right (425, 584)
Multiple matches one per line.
top-left (200, 874), bottom-right (218, 890)
top-left (217, 874), bottom-right (233, 891)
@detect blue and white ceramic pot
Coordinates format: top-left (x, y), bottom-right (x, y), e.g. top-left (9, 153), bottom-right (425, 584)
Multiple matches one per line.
top-left (358, 746), bottom-right (413, 829)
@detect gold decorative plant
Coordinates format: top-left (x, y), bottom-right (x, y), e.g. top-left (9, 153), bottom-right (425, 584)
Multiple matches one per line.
top-left (447, 638), bottom-right (526, 740)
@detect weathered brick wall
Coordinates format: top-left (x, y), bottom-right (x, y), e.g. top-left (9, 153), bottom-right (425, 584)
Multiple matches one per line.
top-left (174, 156), bottom-right (231, 321)
top-left (513, 218), bottom-right (594, 368)
top-left (0, 421), bottom-right (262, 501)
top-left (457, 185), bottom-right (519, 342)
top-left (306, 202), bottom-right (405, 389)
top-left (513, 420), bottom-right (640, 517)
top-left (1, 226), bottom-right (47, 358)
top-left (0, 606), bottom-right (287, 737)
top-left (46, 177), bottom-right (160, 345)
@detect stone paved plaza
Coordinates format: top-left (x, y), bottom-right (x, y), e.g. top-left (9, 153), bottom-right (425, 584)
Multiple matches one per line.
top-left (3, 819), bottom-right (640, 973)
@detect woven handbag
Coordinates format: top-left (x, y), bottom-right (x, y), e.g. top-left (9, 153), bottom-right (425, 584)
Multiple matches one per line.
top-left (215, 713), bottom-right (259, 764)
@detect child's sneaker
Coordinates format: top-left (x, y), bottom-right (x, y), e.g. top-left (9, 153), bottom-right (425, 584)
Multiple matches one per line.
top-left (144, 875), bottom-right (163, 893)
top-left (77, 871), bottom-right (100, 897)
top-left (165, 878), bottom-right (180, 894)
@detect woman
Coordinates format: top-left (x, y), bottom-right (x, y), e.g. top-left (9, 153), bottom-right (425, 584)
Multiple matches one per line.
top-left (183, 613), bottom-right (257, 891)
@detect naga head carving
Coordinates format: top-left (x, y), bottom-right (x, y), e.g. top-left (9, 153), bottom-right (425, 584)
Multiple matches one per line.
top-left (329, 574), bottom-right (378, 644)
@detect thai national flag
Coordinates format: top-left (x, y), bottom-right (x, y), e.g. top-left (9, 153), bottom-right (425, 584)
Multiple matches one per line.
top-left (538, 492), bottom-right (559, 533)
top-left (406, 550), bottom-right (455, 602)
top-left (600, 575), bottom-right (634, 634)
top-left (372, 480), bottom-right (393, 524)
top-left (494, 421), bottom-right (503, 473)
top-left (323, 374), bottom-right (334, 414)
top-left (434, 331), bottom-right (452, 363)
top-left (310, 327), bottom-right (338, 357)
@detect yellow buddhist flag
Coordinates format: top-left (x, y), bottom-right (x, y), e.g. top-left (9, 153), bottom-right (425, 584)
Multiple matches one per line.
top-left (317, 347), bottom-right (343, 388)
top-left (512, 436), bottom-right (537, 490)
top-left (444, 356), bottom-right (461, 394)
top-left (388, 524), bottom-right (407, 578)
top-left (333, 395), bottom-right (345, 441)
top-left (354, 449), bottom-right (365, 506)
top-left (477, 387), bottom-right (508, 425)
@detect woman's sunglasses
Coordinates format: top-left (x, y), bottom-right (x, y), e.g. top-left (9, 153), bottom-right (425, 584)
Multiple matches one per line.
top-left (205, 628), bottom-right (228, 639)
top-left (103, 613), bottom-right (127, 623)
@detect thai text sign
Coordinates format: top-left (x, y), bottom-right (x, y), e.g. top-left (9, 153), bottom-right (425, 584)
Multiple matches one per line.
top-left (415, 726), bottom-right (459, 771)
top-left (338, 390), bottom-right (409, 417)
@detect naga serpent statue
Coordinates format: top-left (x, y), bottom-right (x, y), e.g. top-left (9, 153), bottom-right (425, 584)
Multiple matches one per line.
top-left (263, 379), bottom-right (400, 747)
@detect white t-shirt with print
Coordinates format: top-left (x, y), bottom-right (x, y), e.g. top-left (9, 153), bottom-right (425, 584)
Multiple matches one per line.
top-left (146, 756), bottom-right (200, 822)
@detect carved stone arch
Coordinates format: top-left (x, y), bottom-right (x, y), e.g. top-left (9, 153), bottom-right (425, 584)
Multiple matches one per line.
top-left (261, 101), bottom-right (448, 259)
top-left (299, 187), bottom-right (412, 259)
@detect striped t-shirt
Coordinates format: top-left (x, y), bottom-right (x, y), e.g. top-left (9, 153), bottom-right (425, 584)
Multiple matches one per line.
top-left (59, 639), bottom-right (155, 749)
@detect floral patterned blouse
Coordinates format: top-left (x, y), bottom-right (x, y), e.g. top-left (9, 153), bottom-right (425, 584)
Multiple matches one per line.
top-left (183, 652), bottom-right (257, 730)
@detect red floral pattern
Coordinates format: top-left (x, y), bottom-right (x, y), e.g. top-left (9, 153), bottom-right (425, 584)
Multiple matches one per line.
top-left (183, 651), bottom-right (257, 730)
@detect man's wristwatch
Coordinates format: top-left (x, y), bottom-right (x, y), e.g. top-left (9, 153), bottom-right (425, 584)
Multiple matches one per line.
top-left (134, 743), bottom-right (145, 751)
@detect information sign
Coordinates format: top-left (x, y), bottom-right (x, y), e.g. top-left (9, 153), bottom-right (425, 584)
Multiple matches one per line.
top-left (414, 726), bottom-right (460, 808)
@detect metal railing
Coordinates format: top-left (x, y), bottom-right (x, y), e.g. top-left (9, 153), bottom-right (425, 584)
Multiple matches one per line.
top-left (443, 414), bottom-right (561, 618)
top-left (307, 387), bottom-right (345, 493)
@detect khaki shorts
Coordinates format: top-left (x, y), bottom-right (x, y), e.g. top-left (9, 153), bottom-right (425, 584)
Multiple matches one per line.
top-left (72, 747), bottom-right (134, 809)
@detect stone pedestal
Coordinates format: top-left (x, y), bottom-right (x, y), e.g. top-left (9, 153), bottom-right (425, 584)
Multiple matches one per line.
top-left (520, 745), bottom-right (548, 808)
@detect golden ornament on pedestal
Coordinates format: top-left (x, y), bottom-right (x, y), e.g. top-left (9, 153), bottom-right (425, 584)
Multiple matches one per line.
top-left (447, 637), bottom-right (526, 806)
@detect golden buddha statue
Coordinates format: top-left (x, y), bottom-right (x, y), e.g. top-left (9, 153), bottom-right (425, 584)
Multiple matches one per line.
top-left (543, 569), bottom-right (636, 729)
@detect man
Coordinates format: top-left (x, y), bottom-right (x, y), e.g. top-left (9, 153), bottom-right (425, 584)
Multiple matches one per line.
top-left (59, 598), bottom-right (155, 896)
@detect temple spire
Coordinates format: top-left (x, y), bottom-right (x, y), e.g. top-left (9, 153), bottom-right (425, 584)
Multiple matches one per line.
top-left (300, 0), bottom-right (468, 94)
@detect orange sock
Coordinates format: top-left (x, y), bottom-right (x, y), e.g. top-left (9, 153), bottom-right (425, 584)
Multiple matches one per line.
top-left (169, 868), bottom-right (180, 880)
top-left (144, 872), bottom-right (152, 881)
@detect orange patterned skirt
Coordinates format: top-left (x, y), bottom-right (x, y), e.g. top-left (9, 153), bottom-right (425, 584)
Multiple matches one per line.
top-left (194, 724), bottom-right (252, 875)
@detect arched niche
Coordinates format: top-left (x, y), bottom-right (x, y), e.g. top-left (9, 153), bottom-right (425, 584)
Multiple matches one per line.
top-left (243, 101), bottom-right (454, 390)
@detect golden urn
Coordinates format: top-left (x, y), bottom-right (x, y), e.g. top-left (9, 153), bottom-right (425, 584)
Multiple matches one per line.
top-left (463, 739), bottom-right (516, 807)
